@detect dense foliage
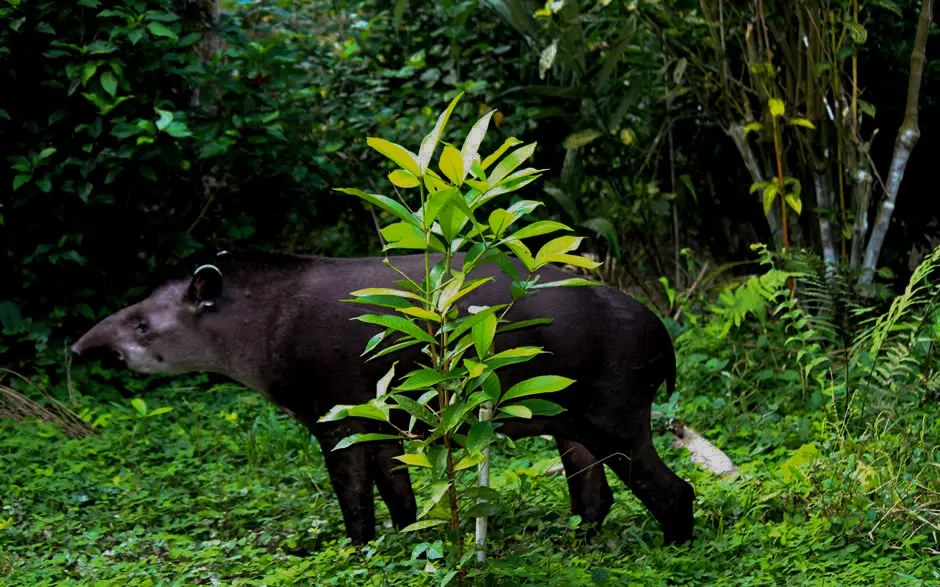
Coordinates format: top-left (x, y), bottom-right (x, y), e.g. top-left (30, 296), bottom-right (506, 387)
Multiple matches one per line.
top-left (3, 249), bottom-right (939, 583)
top-left (2, 0), bottom-right (940, 584)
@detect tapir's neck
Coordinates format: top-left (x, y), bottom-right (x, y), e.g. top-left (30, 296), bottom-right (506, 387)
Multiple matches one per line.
top-left (202, 280), bottom-right (289, 397)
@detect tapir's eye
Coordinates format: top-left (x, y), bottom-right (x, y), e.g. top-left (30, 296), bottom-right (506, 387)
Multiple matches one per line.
top-left (136, 321), bottom-right (149, 334)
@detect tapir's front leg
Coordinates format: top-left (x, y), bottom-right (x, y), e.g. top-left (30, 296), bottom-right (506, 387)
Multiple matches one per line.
top-left (370, 440), bottom-right (418, 530)
top-left (318, 427), bottom-right (377, 544)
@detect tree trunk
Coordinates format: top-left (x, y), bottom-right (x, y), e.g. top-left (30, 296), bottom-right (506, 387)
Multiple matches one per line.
top-left (726, 123), bottom-right (784, 246)
top-left (812, 170), bottom-right (838, 275)
top-left (857, 0), bottom-right (933, 286)
top-left (184, 0), bottom-right (223, 109)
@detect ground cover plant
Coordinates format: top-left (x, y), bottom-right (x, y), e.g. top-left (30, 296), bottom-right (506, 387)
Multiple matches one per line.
top-left (3, 0), bottom-right (940, 584)
top-left (2, 245), bottom-right (939, 585)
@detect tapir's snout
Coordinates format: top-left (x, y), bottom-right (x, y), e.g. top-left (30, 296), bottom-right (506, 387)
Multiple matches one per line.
top-left (70, 316), bottom-right (127, 367)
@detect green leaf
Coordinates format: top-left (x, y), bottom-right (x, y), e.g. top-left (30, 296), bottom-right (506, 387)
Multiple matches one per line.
top-left (534, 236), bottom-right (584, 266)
top-left (393, 453), bottom-right (432, 468)
top-left (461, 110), bottom-right (494, 182)
top-left (367, 338), bottom-right (423, 361)
top-left (562, 129), bottom-right (603, 149)
top-left (472, 312), bottom-right (498, 360)
top-left (845, 22), bottom-right (868, 44)
top-left (439, 144), bottom-right (463, 186)
top-left (391, 395), bottom-right (437, 428)
top-left (155, 108), bottom-right (173, 130)
top-left (447, 305), bottom-right (506, 341)
top-left (466, 421), bottom-right (494, 454)
top-left (488, 208), bottom-right (513, 239)
top-left (335, 187), bottom-right (420, 228)
top-left (418, 93), bottom-right (463, 175)
top-left (530, 277), bottom-right (600, 289)
top-left (514, 398), bottom-right (566, 417)
top-left (501, 375), bottom-right (575, 402)
top-left (580, 217), bottom-right (621, 260)
top-left (485, 347), bottom-right (545, 370)
top-left (376, 363), bottom-right (396, 398)
top-left (147, 22), bottom-right (177, 40)
top-left (464, 359), bottom-right (486, 378)
top-left (780, 442), bottom-right (820, 482)
top-left (397, 306), bottom-right (441, 322)
top-left (497, 405), bottom-right (532, 419)
top-left (317, 404), bottom-right (352, 424)
top-left (347, 403), bottom-right (390, 422)
top-left (488, 143), bottom-right (537, 186)
top-left (743, 122), bottom-right (764, 137)
top-left (454, 452), bottom-right (486, 471)
top-left (768, 98), bottom-right (785, 118)
top-left (82, 62), bottom-right (98, 86)
top-left (539, 253), bottom-right (603, 270)
top-left (100, 71), bottom-right (118, 97)
top-left (334, 433), bottom-right (401, 451)
top-left (38, 148), bottom-right (57, 159)
top-left (397, 369), bottom-right (455, 391)
top-left (362, 331), bottom-right (387, 356)
top-left (381, 221), bottom-right (445, 252)
top-left (344, 295), bottom-right (415, 311)
top-left (366, 137), bottom-right (422, 177)
top-left (786, 118), bottom-right (816, 130)
top-left (481, 137), bottom-right (524, 171)
top-left (350, 287), bottom-right (422, 301)
top-left (423, 187), bottom-right (457, 230)
top-left (762, 185), bottom-right (779, 215)
top-left (402, 519), bottom-right (449, 532)
top-left (353, 314), bottom-right (437, 344)
top-left (503, 239), bottom-right (536, 272)
top-left (510, 220), bottom-right (572, 241)
top-left (785, 194), bottom-right (802, 215)
top-left (130, 398), bottom-right (148, 415)
top-left (388, 169), bottom-right (420, 188)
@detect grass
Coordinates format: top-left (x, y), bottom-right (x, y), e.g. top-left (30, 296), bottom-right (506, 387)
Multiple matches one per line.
top-left (1, 368), bottom-right (938, 586)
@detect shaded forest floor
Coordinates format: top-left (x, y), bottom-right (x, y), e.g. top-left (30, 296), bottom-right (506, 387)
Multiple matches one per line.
top-left (1, 375), bottom-right (937, 586)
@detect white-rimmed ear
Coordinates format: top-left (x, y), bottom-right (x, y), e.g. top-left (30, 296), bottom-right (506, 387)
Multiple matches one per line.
top-left (188, 264), bottom-right (223, 310)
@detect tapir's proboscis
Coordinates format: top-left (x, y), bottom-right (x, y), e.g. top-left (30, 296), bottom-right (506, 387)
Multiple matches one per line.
top-left (71, 251), bottom-right (695, 546)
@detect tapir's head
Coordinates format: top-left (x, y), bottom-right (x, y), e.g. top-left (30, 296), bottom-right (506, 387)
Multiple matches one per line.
top-left (71, 263), bottom-right (226, 375)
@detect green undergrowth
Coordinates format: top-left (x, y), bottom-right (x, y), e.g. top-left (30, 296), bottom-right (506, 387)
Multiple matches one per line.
top-left (3, 248), bottom-right (940, 585)
top-left (1, 373), bottom-right (937, 586)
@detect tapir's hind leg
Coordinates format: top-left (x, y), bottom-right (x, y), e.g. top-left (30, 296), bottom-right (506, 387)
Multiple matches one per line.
top-left (591, 407), bottom-right (695, 545)
top-left (555, 437), bottom-right (613, 531)
top-left (370, 441), bottom-right (418, 531)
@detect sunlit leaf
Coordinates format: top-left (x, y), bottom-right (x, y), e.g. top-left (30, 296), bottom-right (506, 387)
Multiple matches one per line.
top-left (461, 110), bottom-right (494, 182)
top-left (501, 375), bottom-right (575, 402)
top-left (418, 93), bottom-right (463, 175)
top-left (393, 453), bottom-right (432, 468)
top-left (439, 144), bottom-right (463, 185)
top-left (389, 169), bottom-right (420, 188)
top-left (334, 187), bottom-right (419, 227)
top-left (353, 314), bottom-right (437, 344)
top-left (481, 137), bottom-right (523, 171)
top-left (562, 129), bottom-right (603, 149)
top-left (367, 137), bottom-right (422, 176)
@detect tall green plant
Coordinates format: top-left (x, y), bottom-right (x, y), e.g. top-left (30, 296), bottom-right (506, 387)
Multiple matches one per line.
top-left (322, 92), bottom-right (600, 579)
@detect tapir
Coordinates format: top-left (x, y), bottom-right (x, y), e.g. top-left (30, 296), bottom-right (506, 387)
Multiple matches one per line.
top-left (70, 251), bottom-right (695, 545)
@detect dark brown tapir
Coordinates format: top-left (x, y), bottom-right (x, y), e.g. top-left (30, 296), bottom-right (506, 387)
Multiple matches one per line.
top-left (71, 251), bottom-right (694, 546)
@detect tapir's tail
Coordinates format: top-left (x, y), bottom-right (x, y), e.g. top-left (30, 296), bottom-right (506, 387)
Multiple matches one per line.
top-left (660, 337), bottom-right (677, 399)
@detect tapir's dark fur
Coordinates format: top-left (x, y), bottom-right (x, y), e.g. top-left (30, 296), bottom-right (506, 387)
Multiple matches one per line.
top-left (71, 251), bottom-right (694, 546)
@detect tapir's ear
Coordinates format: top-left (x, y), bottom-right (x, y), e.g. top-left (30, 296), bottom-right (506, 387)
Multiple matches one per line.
top-left (188, 264), bottom-right (223, 308)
